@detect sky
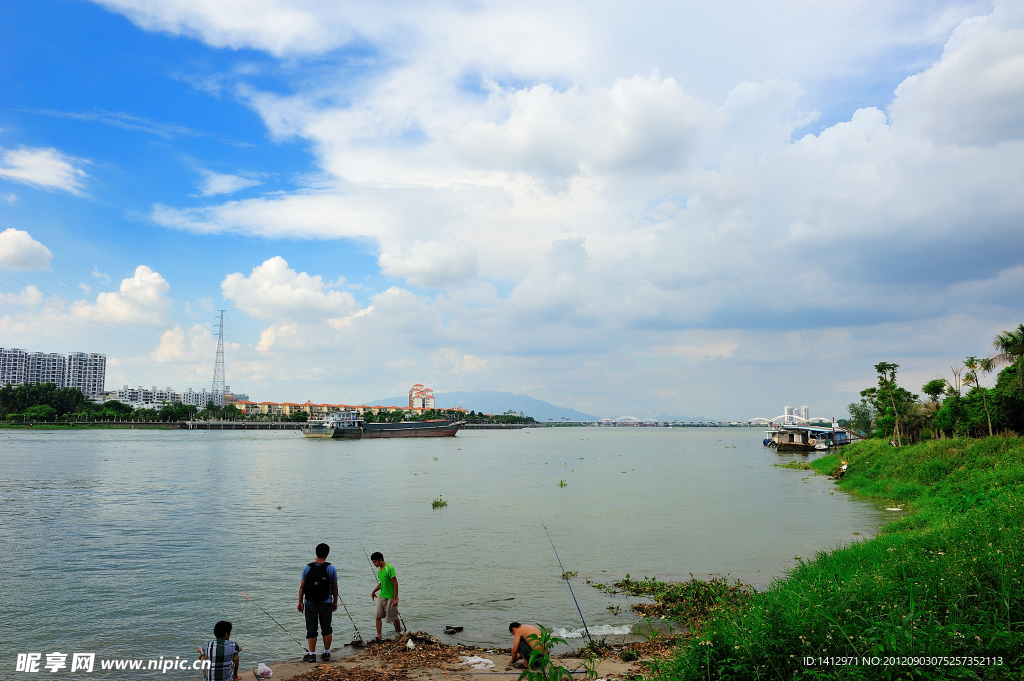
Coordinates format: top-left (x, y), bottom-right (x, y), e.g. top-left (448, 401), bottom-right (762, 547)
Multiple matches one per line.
top-left (0, 0), bottom-right (1022, 420)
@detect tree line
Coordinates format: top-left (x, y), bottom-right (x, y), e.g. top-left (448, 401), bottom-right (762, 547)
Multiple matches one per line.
top-left (0, 382), bottom-right (244, 423)
top-left (1, 384), bottom-right (535, 425)
top-left (848, 323), bottom-right (1024, 442)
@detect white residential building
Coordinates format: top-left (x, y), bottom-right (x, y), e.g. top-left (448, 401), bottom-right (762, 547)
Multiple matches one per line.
top-left (116, 385), bottom-right (177, 406)
top-left (67, 353), bottom-right (107, 398)
top-left (408, 384), bottom-right (435, 410)
top-left (0, 348), bottom-right (30, 386)
top-left (178, 388), bottom-right (224, 407)
top-left (28, 352), bottom-right (67, 387)
top-left (0, 348), bottom-right (107, 397)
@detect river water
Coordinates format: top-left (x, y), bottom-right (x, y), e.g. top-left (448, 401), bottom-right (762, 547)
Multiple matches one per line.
top-left (1, 427), bottom-right (884, 675)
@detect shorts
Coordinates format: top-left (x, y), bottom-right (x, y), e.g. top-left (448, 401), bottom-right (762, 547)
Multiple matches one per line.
top-left (374, 597), bottom-right (399, 623)
top-left (304, 600), bottom-right (334, 639)
top-left (517, 638), bottom-right (535, 664)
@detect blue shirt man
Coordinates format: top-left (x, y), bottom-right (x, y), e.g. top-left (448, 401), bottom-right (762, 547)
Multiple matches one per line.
top-left (297, 543), bottom-right (339, 662)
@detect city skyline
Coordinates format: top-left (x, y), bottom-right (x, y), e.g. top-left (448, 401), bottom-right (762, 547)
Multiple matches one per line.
top-left (1, 1), bottom-right (1022, 419)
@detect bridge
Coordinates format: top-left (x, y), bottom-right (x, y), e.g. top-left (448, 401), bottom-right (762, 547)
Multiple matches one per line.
top-left (748, 415), bottom-right (834, 426)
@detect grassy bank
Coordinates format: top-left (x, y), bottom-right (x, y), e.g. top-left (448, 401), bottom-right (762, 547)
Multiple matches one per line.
top-left (643, 437), bottom-right (1024, 679)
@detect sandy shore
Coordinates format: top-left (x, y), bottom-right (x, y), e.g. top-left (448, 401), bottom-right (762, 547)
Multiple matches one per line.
top-left (253, 632), bottom-right (672, 681)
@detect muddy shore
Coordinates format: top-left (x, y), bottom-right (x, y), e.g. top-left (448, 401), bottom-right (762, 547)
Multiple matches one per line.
top-left (254, 631), bottom-right (681, 681)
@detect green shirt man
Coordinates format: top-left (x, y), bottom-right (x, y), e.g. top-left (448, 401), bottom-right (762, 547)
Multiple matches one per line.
top-left (370, 551), bottom-right (402, 639)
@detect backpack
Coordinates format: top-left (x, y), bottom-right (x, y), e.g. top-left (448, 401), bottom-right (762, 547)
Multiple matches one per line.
top-left (305, 562), bottom-right (332, 602)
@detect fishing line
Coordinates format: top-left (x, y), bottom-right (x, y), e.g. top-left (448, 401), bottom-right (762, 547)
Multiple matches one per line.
top-left (240, 592), bottom-right (308, 653)
top-left (362, 544), bottom-right (408, 633)
top-left (539, 517), bottom-right (593, 646)
top-left (336, 591), bottom-right (365, 646)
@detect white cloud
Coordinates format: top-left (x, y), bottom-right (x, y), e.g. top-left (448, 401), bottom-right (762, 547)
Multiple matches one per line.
top-left (152, 324), bottom-right (215, 362)
top-left (255, 321), bottom-right (297, 353)
top-left (90, 0), bottom-right (1024, 417)
top-left (222, 256), bottom-right (359, 322)
top-left (71, 265), bottom-right (172, 324)
top-left (379, 240), bottom-right (478, 288)
top-left (0, 284), bottom-right (45, 308)
top-left (0, 229), bottom-right (53, 271)
top-left (0, 147), bottom-right (87, 193)
top-left (196, 170), bottom-right (260, 196)
top-left (92, 0), bottom-right (361, 56)
top-left (891, 0), bottom-right (1024, 146)
top-left (436, 348), bottom-right (489, 377)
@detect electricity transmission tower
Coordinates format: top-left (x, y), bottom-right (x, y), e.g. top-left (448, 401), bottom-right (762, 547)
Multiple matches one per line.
top-left (212, 310), bottom-right (227, 397)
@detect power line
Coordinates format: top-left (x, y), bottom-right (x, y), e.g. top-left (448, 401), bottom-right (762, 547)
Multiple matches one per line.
top-left (0, 267), bottom-right (169, 331)
top-left (0, 298), bottom-right (160, 344)
top-left (5, 192), bottom-right (198, 324)
top-left (0, 279), bottom-right (161, 342)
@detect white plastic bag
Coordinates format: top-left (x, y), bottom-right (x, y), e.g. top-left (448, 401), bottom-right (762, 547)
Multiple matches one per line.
top-left (256, 663), bottom-right (273, 678)
top-left (460, 656), bottom-right (495, 670)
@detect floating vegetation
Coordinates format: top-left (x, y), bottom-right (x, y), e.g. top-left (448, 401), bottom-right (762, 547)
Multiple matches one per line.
top-left (562, 570), bottom-right (578, 579)
top-left (431, 496), bottom-right (447, 509)
top-left (607, 574), bottom-right (753, 629)
top-left (558, 479), bottom-right (567, 487)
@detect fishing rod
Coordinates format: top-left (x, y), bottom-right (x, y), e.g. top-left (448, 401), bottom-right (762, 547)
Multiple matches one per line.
top-left (539, 518), bottom-right (593, 646)
top-left (361, 544), bottom-right (408, 632)
top-left (240, 592), bottom-right (308, 653)
top-left (336, 591), bottom-right (365, 646)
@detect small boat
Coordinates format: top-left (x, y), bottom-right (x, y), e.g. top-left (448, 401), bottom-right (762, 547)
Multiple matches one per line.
top-left (775, 424), bottom-right (856, 452)
top-left (302, 409), bottom-right (462, 439)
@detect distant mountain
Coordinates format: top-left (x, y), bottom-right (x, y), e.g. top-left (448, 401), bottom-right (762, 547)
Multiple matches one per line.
top-left (365, 390), bottom-right (599, 422)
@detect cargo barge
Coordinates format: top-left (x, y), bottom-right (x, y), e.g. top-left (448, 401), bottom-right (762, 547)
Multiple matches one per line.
top-left (302, 410), bottom-right (461, 439)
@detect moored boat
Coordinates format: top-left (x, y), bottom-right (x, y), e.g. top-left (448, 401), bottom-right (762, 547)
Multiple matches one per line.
top-left (774, 424), bottom-right (857, 452)
top-left (302, 409), bottom-right (462, 439)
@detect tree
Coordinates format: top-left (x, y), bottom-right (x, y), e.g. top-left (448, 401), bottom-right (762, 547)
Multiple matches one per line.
top-left (921, 379), bottom-right (946, 403)
top-left (920, 378), bottom-right (947, 439)
top-left (847, 400), bottom-right (875, 437)
top-left (992, 323), bottom-right (1024, 392)
top-left (24, 404), bottom-right (57, 421)
top-left (963, 356), bottom-right (995, 437)
top-left (860, 362), bottom-right (918, 444)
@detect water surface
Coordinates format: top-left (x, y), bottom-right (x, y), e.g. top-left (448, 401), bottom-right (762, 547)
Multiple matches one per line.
top-left (0, 427), bottom-right (883, 673)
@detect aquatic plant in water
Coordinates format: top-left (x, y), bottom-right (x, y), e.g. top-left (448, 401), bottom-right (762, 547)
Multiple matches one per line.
top-left (431, 495), bottom-right (447, 509)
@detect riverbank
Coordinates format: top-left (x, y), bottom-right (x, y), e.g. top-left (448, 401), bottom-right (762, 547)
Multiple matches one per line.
top-left (257, 633), bottom-right (647, 681)
top-left (642, 436), bottom-right (1024, 679)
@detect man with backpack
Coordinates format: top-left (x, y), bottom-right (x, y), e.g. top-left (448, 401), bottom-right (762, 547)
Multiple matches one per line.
top-left (297, 543), bottom-right (339, 662)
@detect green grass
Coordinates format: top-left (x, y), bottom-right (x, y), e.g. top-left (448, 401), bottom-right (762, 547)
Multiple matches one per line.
top-left (644, 437), bottom-right (1024, 680)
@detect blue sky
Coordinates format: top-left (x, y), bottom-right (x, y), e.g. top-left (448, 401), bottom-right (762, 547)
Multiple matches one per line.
top-left (1, 0), bottom-right (1022, 419)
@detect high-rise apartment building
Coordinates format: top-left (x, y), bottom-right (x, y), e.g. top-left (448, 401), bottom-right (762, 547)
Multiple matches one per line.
top-left (67, 353), bottom-right (107, 398)
top-left (408, 384), bottom-right (435, 409)
top-left (27, 352), bottom-right (66, 387)
top-left (0, 348), bottom-right (30, 386)
top-left (0, 347), bottom-right (106, 398)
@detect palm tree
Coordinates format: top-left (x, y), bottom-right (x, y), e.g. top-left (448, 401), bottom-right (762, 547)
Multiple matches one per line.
top-left (992, 323), bottom-right (1024, 391)
top-left (963, 356), bottom-right (994, 437)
